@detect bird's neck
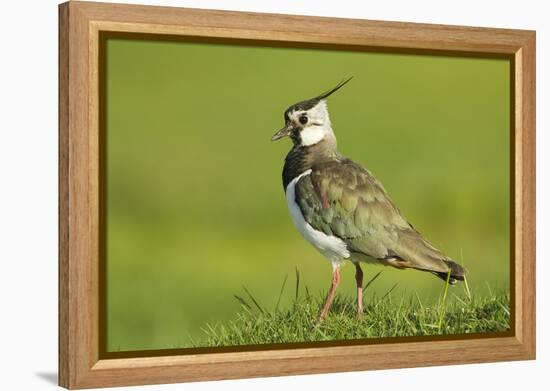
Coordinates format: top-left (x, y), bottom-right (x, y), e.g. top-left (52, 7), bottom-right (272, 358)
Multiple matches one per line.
top-left (282, 138), bottom-right (339, 190)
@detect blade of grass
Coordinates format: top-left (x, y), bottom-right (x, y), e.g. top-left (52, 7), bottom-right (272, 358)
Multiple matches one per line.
top-left (242, 286), bottom-right (265, 314)
top-left (363, 270), bottom-right (383, 291)
top-left (498, 301), bottom-right (510, 316)
top-left (415, 292), bottom-right (424, 310)
top-left (452, 293), bottom-right (468, 306)
top-left (275, 274), bottom-right (289, 312)
top-left (375, 282), bottom-right (398, 307)
top-left (233, 294), bottom-right (251, 310)
top-left (295, 267), bottom-right (300, 300)
top-left (463, 275), bottom-right (472, 301)
top-left (460, 248), bottom-right (472, 301)
top-left (485, 281), bottom-right (494, 296)
top-left (438, 270), bottom-right (452, 332)
top-left (393, 296), bottom-right (405, 334)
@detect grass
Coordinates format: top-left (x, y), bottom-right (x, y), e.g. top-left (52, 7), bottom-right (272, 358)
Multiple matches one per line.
top-left (193, 271), bottom-right (510, 347)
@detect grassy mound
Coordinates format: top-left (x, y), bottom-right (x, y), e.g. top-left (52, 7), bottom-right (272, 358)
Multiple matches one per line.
top-left (194, 272), bottom-right (510, 347)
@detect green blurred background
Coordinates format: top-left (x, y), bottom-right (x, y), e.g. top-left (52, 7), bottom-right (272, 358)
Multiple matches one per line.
top-left (105, 38), bottom-right (510, 352)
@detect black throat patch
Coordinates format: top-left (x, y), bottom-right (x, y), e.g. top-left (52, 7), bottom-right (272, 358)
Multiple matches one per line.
top-left (282, 141), bottom-right (339, 190)
top-left (282, 146), bottom-right (310, 190)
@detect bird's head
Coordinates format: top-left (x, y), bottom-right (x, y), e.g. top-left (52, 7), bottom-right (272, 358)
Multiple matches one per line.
top-left (271, 77), bottom-right (352, 147)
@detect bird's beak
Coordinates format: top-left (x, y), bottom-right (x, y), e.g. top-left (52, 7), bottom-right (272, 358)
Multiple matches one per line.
top-left (271, 123), bottom-right (293, 141)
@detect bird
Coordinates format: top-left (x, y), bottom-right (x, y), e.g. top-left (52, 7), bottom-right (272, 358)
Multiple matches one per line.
top-left (271, 78), bottom-right (466, 324)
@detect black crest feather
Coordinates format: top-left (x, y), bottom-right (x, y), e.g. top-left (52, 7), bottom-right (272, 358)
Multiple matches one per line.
top-left (284, 77), bottom-right (353, 118)
top-left (315, 76), bottom-right (353, 100)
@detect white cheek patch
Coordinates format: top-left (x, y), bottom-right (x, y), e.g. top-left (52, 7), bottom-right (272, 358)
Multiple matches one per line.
top-left (300, 126), bottom-right (326, 146)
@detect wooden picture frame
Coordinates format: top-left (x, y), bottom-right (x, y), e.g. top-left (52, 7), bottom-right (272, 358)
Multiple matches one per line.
top-left (59, 1), bottom-right (536, 389)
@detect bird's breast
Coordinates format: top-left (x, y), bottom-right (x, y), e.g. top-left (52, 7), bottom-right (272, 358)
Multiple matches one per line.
top-left (285, 169), bottom-right (350, 265)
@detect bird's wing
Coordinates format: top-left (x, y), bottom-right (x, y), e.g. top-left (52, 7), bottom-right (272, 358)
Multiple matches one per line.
top-left (294, 158), bottom-right (462, 278)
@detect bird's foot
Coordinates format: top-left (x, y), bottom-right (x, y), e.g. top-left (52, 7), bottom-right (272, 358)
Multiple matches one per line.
top-left (316, 312), bottom-right (328, 326)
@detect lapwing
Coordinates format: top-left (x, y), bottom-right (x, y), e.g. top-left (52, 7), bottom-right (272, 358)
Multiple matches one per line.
top-left (271, 78), bottom-right (465, 323)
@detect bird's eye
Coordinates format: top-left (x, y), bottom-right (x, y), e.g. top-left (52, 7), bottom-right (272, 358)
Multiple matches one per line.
top-left (299, 115), bottom-right (308, 125)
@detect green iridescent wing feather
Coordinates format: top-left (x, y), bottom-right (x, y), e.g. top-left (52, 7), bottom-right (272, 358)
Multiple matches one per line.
top-left (294, 158), bottom-right (456, 275)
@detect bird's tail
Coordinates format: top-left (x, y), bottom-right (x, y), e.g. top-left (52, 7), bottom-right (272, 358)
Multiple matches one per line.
top-left (391, 228), bottom-right (467, 285)
top-left (432, 260), bottom-right (466, 285)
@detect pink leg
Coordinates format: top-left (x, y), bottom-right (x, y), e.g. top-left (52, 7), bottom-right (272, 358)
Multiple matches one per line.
top-left (318, 266), bottom-right (341, 324)
top-left (355, 263), bottom-right (364, 318)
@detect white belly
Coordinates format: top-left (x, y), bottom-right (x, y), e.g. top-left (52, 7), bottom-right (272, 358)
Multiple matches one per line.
top-left (285, 169), bottom-right (350, 267)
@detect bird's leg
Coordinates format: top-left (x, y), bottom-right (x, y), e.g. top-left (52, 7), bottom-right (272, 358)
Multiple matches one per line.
top-left (318, 265), bottom-right (341, 324)
top-left (355, 263), bottom-right (364, 318)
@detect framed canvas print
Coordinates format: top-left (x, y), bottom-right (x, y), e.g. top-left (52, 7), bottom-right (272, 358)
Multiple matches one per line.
top-left (58, 1), bottom-right (536, 389)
